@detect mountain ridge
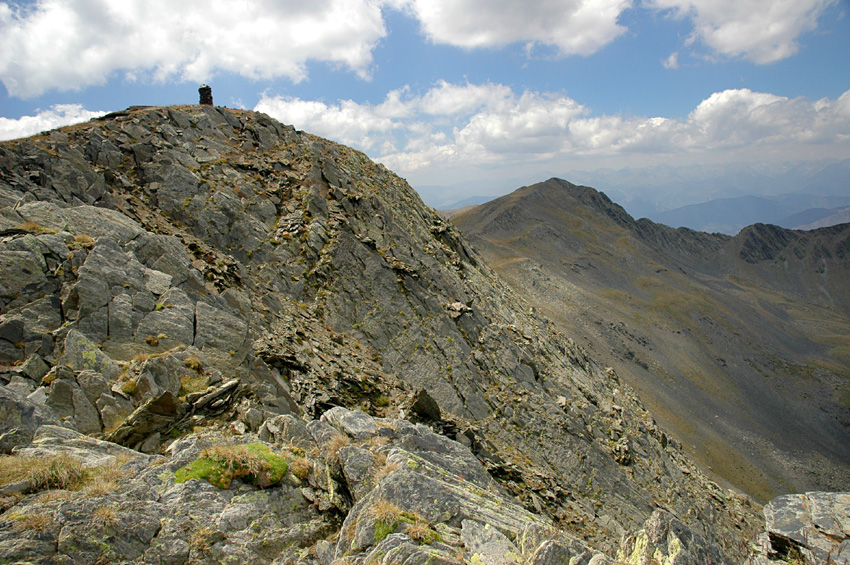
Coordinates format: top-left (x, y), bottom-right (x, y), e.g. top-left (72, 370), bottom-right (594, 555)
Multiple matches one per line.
top-left (0, 106), bottom-right (784, 563)
top-left (453, 177), bottom-right (850, 503)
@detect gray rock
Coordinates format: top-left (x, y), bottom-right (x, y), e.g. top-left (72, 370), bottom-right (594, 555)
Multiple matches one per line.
top-left (76, 369), bottom-right (110, 405)
top-left (461, 519), bottom-right (521, 565)
top-left (135, 355), bottom-right (183, 400)
top-left (19, 354), bottom-right (49, 381)
top-left (0, 384), bottom-right (58, 453)
top-left (616, 509), bottom-right (729, 565)
top-left (322, 407), bottom-right (380, 440)
top-left (338, 445), bottom-right (378, 502)
top-left (59, 329), bottom-right (121, 380)
top-left (761, 492), bottom-right (850, 564)
top-left (194, 300), bottom-right (248, 363)
top-left (410, 387), bottom-right (442, 421)
top-left (106, 391), bottom-right (185, 448)
top-left (96, 392), bottom-right (134, 431)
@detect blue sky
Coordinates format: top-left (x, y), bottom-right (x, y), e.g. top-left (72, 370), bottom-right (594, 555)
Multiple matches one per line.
top-left (1, 0), bottom-right (849, 206)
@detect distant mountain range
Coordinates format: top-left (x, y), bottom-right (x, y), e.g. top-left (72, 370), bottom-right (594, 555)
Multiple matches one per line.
top-left (646, 194), bottom-right (850, 234)
top-left (453, 178), bottom-right (850, 502)
top-left (426, 159), bottom-right (850, 234)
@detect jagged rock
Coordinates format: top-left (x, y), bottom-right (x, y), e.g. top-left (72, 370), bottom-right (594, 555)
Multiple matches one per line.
top-left (759, 492), bottom-right (850, 564)
top-left (0, 105), bottom-right (767, 563)
top-left (0, 385), bottom-right (58, 453)
top-left (106, 391), bottom-right (185, 448)
top-left (338, 445), bottom-right (378, 502)
top-left (322, 407), bottom-right (381, 440)
top-left (19, 354), bottom-right (49, 381)
top-left (59, 329), bottom-right (120, 380)
top-left (15, 425), bottom-right (152, 467)
top-left (462, 519), bottom-right (521, 564)
top-left (258, 414), bottom-right (316, 449)
top-left (616, 509), bottom-right (729, 565)
top-left (44, 366), bottom-right (102, 434)
top-left (410, 387), bottom-right (442, 421)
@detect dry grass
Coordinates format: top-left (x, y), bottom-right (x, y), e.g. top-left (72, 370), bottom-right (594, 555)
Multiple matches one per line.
top-left (7, 512), bottom-right (53, 532)
top-left (72, 234), bottom-right (95, 249)
top-left (92, 506), bottom-right (119, 529)
top-left (404, 520), bottom-right (440, 545)
top-left (184, 356), bottom-right (203, 372)
top-left (324, 434), bottom-right (350, 464)
top-left (189, 525), bottom-right (216, 552)
top-left (176, 443), bottom-right (289, 489)
top-left (373, 462), bottom-right (399, 483)
top-left (204, 444), bottom-right (266, 475)
top-left (82, 463), bottom-right (127, 497)
top-left (0, 453), bottom-right (87, 491)
top-left (371, 499), bottom-right (401, 524)
top-left (290, 457), bottom-right (312, 480)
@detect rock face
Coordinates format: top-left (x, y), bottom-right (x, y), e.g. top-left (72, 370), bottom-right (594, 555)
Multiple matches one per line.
top-left (0, 105), bottom-right (770, 561)
top-left (745, 492), bottom-right (850, 564)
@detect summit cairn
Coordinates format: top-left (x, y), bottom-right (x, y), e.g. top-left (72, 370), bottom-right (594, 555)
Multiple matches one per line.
top-left (199, 84), bottom-right (213, 105)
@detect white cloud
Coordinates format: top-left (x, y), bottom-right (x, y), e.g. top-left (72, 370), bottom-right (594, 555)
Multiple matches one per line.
top-left (662, 52), bottom-right (679, 69)
top-left (648, 0), bottom-right (836, 63)
top-left (0, 0), bottom-right (387, 98)
top-left (256, 82), bottom-right (850, 184)
top-left (402, 0), bottom-right (631, 55)
top-left (0, 104), bottom-right (106, 141)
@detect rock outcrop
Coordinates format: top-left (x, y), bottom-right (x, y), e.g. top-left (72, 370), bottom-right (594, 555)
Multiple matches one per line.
top-left (0, 105), bottom-right (780, 562)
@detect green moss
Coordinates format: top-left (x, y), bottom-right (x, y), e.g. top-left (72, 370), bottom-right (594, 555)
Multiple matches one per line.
top-left (175, 443), bottom-right (289, 489)
top-left (374, 518), bottom-right (399, 543)
top-left (179, 373), bottom-right (208, 397)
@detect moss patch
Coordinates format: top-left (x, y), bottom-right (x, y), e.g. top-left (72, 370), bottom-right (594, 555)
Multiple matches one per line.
top-left (174, 443), bottom-right (289, 489)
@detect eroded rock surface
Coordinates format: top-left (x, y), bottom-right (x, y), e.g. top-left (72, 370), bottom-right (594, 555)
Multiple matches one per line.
top-left (0, 105), bottom-right (777, 562)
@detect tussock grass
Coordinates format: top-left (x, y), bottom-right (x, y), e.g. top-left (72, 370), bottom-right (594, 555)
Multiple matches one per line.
top-left (175, 443), bottom-right (289, 489)
top-left (324, 433), bottom-right (350, 464)
top-left (92, 505), bottom-right (119, 529)
top-left (7, 511), bottom-right (53, 532)
top-left (1, 453), bottom-right (130, 500)
top-left (0, 453), bottom-right (87, 491)
top-left (289, 456), bottom-right (312, 480)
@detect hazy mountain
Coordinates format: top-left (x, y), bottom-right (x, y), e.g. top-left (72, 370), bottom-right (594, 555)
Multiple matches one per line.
top-left (453, 178), bottom-right (850, 504)
top-left (795, 206), bottom-right (850, 230)
top-left (646, 194), bottom-right (850, 234)
top-left (566, 159), bottom-right (850, 223)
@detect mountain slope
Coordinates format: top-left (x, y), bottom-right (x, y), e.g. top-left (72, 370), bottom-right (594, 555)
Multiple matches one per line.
top-left (0, 108), bottom-right (762, 561)
top-left (453, 177), bottom-right (850, 503)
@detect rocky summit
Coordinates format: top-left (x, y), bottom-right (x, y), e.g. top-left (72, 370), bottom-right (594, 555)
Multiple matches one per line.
top-left (0, 105), bottom-right (841, 564)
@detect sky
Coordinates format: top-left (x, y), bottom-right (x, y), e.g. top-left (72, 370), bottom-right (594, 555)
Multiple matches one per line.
top-left (1, 0), bottom-right (849, 207)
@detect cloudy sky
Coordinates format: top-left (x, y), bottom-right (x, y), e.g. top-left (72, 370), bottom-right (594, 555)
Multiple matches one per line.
top-left (1, 0), bottom-right (849, 205)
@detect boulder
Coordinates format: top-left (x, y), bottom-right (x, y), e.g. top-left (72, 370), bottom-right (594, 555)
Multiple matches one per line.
top-left (59, 329), bottom-right (121, 380)
top-left (106, 391), bottom-right (185, 449)
top-left (616, 510), bottom-right (729, 565)
top-left (0, 385), bottom-right (58, 453)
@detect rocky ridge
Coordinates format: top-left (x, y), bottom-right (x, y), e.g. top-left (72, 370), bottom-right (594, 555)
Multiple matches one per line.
top-left (0, 105), bottom-right (803, 562)
top-left (453, 178), bottom-right (850, 503)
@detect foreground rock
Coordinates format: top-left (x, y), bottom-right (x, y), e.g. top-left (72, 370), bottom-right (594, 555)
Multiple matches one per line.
top-left (1, 407), bottom-right (621, 564)
top-left (746, 492), bottom-right (850, 564)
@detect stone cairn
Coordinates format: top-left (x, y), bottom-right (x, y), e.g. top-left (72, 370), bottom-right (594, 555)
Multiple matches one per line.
top-left (199, 84), bottom-right (213, 106)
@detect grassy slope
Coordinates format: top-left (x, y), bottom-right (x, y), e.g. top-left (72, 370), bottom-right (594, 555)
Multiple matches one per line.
top-left (453, 178), bottom-right (850, 502)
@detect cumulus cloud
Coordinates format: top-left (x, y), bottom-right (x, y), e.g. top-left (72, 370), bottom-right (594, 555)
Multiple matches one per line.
top-left (256, 82), bottom-right (850, 182)
top-left (402, 0), bottom-right (631, 55)
top-left (648, 0), bottom-right (836, 63)
top-left (0, 0), bottom-right (387, 98)
top-left (0, 104), bottom-right (106, 141)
